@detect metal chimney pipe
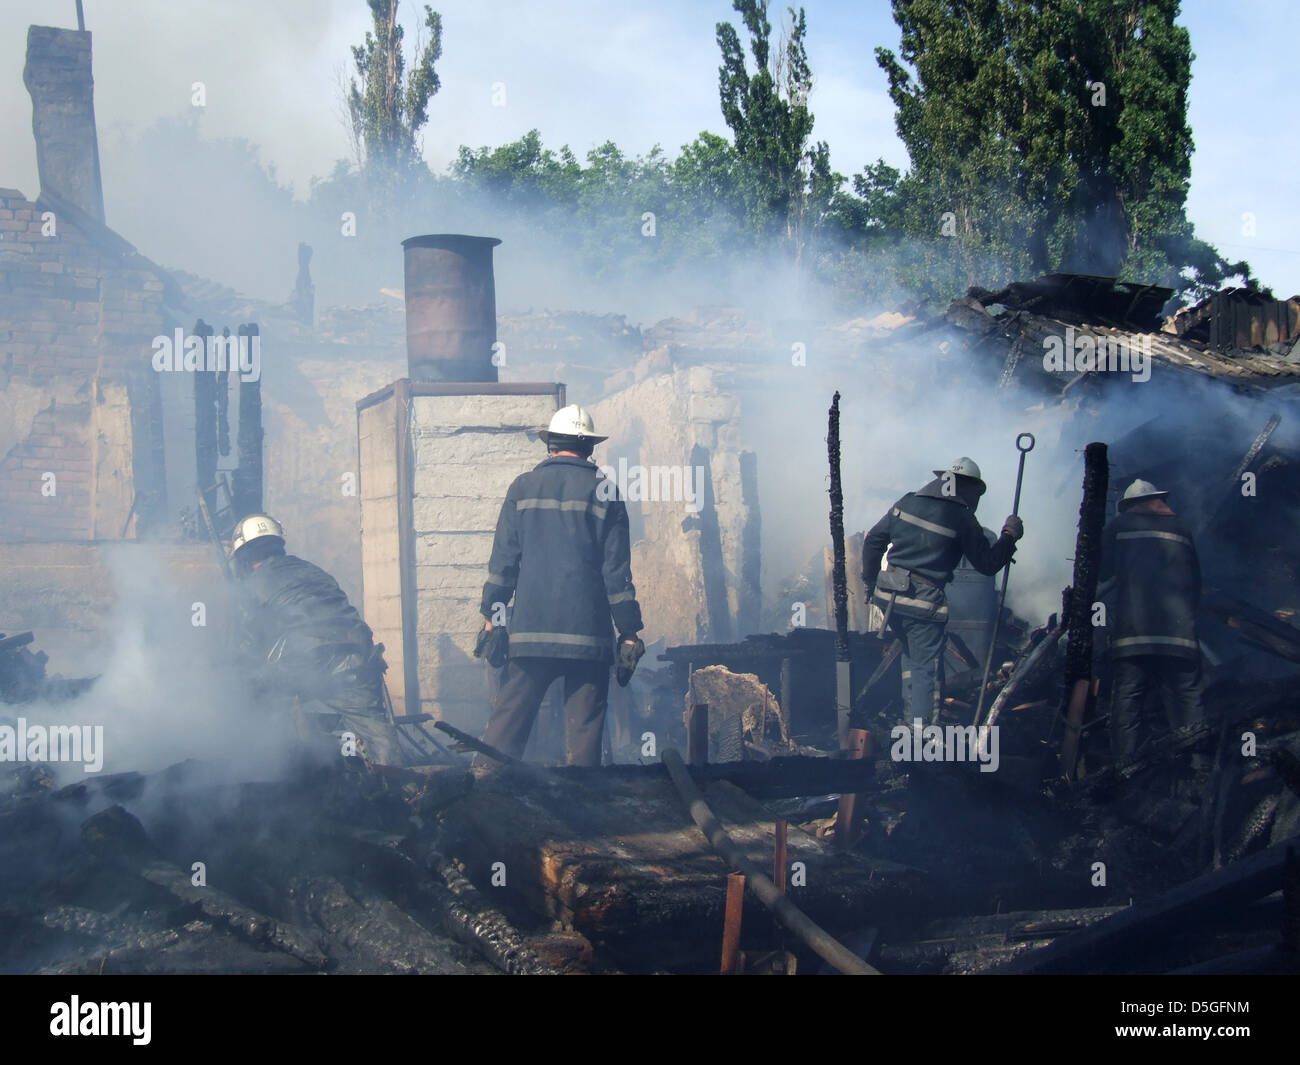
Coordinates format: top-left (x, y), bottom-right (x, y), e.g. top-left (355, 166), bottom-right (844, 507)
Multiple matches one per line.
top-left (402, 234), bottom-right (502, 382)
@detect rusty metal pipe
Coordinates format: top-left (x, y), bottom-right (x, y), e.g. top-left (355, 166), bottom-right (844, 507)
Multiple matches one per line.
top-left (661, 748), bottom-right (879, 975)
top-left (720, 872), bottom-right (745, 973)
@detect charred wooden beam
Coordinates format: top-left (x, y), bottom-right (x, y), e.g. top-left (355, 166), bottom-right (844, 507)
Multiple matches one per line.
top-left (827, 392), bottom-right (849, 659)
top-left (232, 323), bottom-right (263, 520)
top-left (551, 753), bottom-right (882, 799)
top-left (1203, 591), bottom-right (1300, 665)
top-left (1060, 443), bottom-right (1108, 779)
top-left (828, 392), bottom-right (851, 748)
top-left (434, 721), bottom-right (520, 765)
top-left (998, 838), bottom-right (1294, 974)
top-left (0, 632), bottom-right (36, 654)
top-left (192, 319), bottom-right (217, 516)
top-left (427, 850), bottom-right (562, 975)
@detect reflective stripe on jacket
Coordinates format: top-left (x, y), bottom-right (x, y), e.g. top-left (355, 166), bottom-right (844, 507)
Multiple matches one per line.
top-left (1099, 511), bottom-right (1201, 659)
top-left (481, 455), bottom-right (643, 661)
top-left (862, 480), bottom-right (1015, 619)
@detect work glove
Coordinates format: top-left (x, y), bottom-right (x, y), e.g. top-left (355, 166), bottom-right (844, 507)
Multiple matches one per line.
top-left (473, 624), bottom-right (509, 669)
top-left (616, 636), bottom-right (645, 687)
top-left (1001, 515), bottom-right (1024, 542)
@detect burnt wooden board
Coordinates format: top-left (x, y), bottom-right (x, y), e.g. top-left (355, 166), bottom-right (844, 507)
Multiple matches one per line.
top-left (438, 765), bottom-right (935, 972)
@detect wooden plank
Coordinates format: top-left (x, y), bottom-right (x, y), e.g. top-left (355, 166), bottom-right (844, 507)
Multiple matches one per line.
top-left (438, 764), bottom-right (928, 972)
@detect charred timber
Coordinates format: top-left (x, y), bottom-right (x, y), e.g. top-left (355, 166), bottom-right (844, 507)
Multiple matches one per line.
top-left (425, 850), bottom-right (562, 975)
top-left (1064, 444), bottom-right (1108, 686)
top-left (999, 837), bottom-right (1295, 974)
top-left (550, 753), bottom-right (884, 799)
top-left (232, 323), bottom-right (263, 520)
top-left (192, 320), bottom-right (217, 510)
top-left (827, 392), bottom-right (849, 662)
top-left (1059, 443), bottom-right (1108, 777)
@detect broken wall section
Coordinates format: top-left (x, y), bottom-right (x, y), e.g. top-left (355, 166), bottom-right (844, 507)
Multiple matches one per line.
top-left (590, 362), bottom-right (759, 650)
top-left (0, 187), bottom-right (169, 545)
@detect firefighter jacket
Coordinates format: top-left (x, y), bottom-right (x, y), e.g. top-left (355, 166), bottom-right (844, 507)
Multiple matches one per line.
top-left (235, 554), bottom-right (386, 712)
top-left (481, 455), bottom-right (643, 661)
top-left (1099, 510), bottom-right (1201, 660)
top-left (862, 479), bottom-right (1016, 621)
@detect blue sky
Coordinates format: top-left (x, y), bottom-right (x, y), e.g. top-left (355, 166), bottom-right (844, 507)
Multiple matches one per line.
top-left (2, 0), bottom-right (1296, 297)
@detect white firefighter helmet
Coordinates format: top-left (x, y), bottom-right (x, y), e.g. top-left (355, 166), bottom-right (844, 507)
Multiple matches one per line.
top-left (539, 404), bottom-right (608, 445)
top-left (1119, 478), bottom-right (1169, 511)
top-left (932, 456), bottom-right (987, 495)
top-left (231, 513), bottom-right (285, 556)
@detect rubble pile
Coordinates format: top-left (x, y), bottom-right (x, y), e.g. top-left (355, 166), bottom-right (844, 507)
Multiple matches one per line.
top-left (0, 756), bottom-right (594, 975)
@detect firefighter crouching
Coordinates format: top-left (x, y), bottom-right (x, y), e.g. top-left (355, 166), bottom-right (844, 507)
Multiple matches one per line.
top-left (1099, 479), bottom-right (1206, 761)
top-left (862, 458), bottom-right (1024, 724)
top-left (475, 405), bottom-right (645, 767)
top-left (231, 514), bottom-right (400, 766)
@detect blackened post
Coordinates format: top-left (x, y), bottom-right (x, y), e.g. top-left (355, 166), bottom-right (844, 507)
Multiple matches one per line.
top-left (193, 319), bottom-right (216, 515)
top-left (828, 392), bottom-right (851, 748)
top-left (774, 819), bottom-right (788, 893)
top-left (688, 703), bottom-right (709, 766)
top-left (233, 323), bottom-right (263, 519)
top-left (216, 327), bottom-right (231, 460)
top-left (1060, 442), bottom-right (1108, 779)
top-left (834, 727), bottom-right (870, 849)
top-left (720, 872), bottom-right (746, 974)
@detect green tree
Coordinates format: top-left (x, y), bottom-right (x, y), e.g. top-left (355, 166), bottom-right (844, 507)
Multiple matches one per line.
top-left (716, 1), bottom-right (839, 264)
top-left (874, 0), bottom-right (1249, 300)
top-left (348, 0), bottom-right (443, 186)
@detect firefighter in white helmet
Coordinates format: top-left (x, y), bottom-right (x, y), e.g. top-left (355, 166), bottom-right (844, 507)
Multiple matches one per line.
top-left (862, 458), bottom-right (1024, 726)
top-left (230, 513), bottom-right (400, 766)
top-left (474, 405), bottom-right (644, 766)
top-left (1099, 479), bottom-right (1205, 761)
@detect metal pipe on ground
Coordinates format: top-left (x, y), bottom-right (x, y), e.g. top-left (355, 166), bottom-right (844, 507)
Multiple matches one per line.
top-left (661, 748), bottom-right (879, 975)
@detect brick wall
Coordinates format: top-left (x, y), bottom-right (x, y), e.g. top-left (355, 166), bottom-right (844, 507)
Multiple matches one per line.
top-left (0, 187), bottom-right (167, 541)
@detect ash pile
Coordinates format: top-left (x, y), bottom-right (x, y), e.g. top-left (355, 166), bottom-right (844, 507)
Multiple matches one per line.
top-left (0, 751), bottom-right (601, 974)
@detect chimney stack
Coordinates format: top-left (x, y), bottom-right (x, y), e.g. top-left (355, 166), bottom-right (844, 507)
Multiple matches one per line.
top-left (402, 234), bottom-right (502, 382)
top-left (24, 25), bottom-right (106, 225)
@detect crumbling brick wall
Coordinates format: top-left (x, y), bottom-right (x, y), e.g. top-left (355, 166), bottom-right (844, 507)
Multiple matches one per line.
top-left (0, 187), bottom-right (167, 542)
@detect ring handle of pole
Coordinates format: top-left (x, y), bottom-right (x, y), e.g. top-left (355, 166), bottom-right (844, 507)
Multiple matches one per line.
top-left (1016, 433), bottom-right (1036, 453)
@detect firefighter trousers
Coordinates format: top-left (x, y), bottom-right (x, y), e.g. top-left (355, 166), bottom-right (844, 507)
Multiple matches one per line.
top-left (888, 614), bottom-right (946, 725)
top-left (1110, 654), bottom-right (1206, 761)
top-left (481, 656), bottom-right (610, 766)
